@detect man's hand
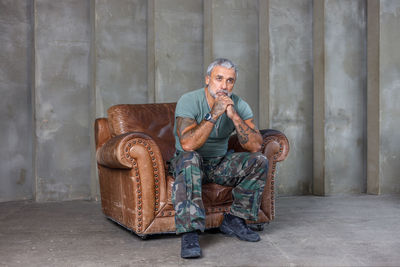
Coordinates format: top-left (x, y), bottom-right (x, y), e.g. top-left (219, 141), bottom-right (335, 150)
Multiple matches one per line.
top-left (226, 104), bottom-right (237, 119)
top-left (211, 95), bottom-right (234, 118)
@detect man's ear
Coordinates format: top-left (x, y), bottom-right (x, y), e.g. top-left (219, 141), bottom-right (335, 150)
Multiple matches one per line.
top-left (205, 75), bottom-right (210, 85)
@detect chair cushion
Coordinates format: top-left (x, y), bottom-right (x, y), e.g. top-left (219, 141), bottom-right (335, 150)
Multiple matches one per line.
top-left (107, 103), bottom-right (177, 161)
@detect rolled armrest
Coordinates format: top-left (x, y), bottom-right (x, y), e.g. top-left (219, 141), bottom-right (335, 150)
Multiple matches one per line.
top-left (97, 133), bottom-right (134, 168)
top-left (260, 129), bottom-right (289, 162)
top-left (96, 131), bottom-right (167, 232)
top-left (96, 132), bottom-right (165, 169)
top-left (228, 129), bottom-right (289, 162)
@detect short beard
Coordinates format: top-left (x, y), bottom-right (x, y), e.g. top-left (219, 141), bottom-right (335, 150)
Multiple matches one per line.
top-left (208, 87), bottom-right (232, 98)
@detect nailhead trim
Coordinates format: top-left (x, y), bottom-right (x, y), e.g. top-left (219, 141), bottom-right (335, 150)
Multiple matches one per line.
top-left (262, 135), bottom-right (282, 221)
top-left (270, 162), bottom-right (277, 220)
top-left (124, 137), bottom-right (162, 232)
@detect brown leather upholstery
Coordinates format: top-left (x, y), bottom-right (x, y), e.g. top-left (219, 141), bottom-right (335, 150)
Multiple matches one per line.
top-left (107, 104), bottom-right (176, 161)
top-left (95, 103), bottom-right (289, 236)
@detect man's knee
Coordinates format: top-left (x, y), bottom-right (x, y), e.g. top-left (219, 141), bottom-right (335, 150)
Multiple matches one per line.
top-left (251, 152), bottom-right (268, 167)
top-left (250, 152), bottom-right (269, 180)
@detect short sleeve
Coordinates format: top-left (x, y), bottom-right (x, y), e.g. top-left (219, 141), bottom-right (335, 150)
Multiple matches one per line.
top-left (175, 93), bottom-right (196, 119)
top-left (235, 97), bottom-right (253, 121)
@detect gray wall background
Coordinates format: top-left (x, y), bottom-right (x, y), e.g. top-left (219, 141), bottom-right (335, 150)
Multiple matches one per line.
top-left (324, 0), bottom-right (367, 194)
top-left (269, 0), bottom-right (313, 195)
top-left (0, 0), bottom-right (33, 201)
top-left (0, 0), bottom-right (399, 202)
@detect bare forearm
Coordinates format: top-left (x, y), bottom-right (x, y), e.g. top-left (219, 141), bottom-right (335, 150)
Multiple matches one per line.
top-left (180, 120), bottom-right (214, 151)
top-left (232, 115), bottom-right (263, 152)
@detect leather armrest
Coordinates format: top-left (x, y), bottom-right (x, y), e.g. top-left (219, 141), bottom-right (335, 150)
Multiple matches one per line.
top-left (260, 129), bottom-right (289, 162)
top-left (96, 132), bottom-right (168, 231)
top-left (96, 132), bottom-right (165, 169)
top-left (228, 129), bottom-right (290, 162)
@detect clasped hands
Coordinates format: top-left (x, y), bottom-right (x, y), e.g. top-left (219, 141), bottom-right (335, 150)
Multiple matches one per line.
top-left (211, 95), bottom-right (237, 120)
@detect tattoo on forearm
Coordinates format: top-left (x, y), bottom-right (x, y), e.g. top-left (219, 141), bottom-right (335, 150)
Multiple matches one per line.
top-left (237, 120), bottom-right (260, 145)
top-left (238, 124), bottom-right (249, 144)
top-left (177, 117), bottom-right (196, 137)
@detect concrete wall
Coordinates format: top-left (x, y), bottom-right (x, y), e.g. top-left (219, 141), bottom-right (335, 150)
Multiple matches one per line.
top-left (1, 0), bottom-right (400, 202)
top-left (324, 0), bottom-right (367, 194)
top-left (380, 0), bottom-right (400, 194)
top-left (154, 0), bottom-right (203, 102)
top-left (95, 0), bottom-right (148, 117)
top-left (0, 0), bottom-right (33, 202)
top-left (211, 0), bottom-right (259, 123)
top-left (34, 0), bottom-right (91, 201)
top-left (269, 0), bottom-right (313, 195)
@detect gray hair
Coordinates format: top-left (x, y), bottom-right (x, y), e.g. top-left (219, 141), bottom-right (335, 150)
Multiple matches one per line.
top-left (206, 58), bottom-right (238, 77)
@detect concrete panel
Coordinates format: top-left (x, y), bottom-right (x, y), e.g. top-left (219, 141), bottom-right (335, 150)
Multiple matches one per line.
top-left (380, 0), bottom-right (400, 194)
top-left (95, 0), bottom-right (147, 117)
top-left (325, 0), bottom-right (366, 194)
top-left (35, 0), bottom-right (91, 201)
top-left (154, 0), bottom-right (203, 102)
top-left (270, 0), bottom-right (313, 195)
top-left (0, 0), bottom-right (33, 202)
top-left (211, 0), bottom-right (259, 123)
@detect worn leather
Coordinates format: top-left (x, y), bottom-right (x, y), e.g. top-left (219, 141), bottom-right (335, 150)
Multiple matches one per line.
top-left (95, 103), bottom-right (290, 235)
top-left (107, 103), bottom-right (176, 162)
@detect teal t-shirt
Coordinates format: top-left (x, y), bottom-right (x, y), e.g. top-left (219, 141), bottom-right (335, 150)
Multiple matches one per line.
top-left (174, 88), bottom-right (253, 158)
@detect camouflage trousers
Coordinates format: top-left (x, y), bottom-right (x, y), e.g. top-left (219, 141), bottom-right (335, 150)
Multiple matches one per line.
top-left (170, 150), bottom-right (269, 234)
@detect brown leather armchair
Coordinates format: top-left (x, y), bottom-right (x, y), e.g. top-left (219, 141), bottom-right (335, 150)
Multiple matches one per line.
top-left (95, 103), bottom-right (289, 238)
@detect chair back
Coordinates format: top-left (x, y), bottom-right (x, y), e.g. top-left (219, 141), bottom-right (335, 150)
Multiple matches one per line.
top-left (107, 103), bottom-right (177, 161)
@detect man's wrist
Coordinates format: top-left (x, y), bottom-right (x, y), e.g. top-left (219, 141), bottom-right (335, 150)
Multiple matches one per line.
top-left (204, 113), bottom-right (217, 124)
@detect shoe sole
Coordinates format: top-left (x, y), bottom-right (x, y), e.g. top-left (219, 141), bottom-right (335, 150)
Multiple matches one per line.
top-left (181, 250), bottom-right (202, 259)
top-left (220, 223), bottom-right (260, 242)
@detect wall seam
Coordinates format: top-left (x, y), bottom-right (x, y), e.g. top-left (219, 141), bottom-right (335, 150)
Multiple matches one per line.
top-left (31, 0), bottom-right (38, 201)
top-left (90, 0), bottom-right (98, 200)
top-left (258, 0), bottom-right (270, 129)
top-left (313, 0), bottom-right (326, 196)
top-left (147, 0), bottom-right (156, 103)
top-left (203, 0), bottom-right (213, 75)
top-left (367, 0), bottom-right (380, 195)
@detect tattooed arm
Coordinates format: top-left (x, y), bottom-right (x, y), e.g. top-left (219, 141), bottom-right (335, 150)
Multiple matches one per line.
top-left (226, 105), bottom-right (263, 152)
top-left (176, 117), bottom-right (214, 151)
top-left (177, 96), bottom-right (232, 151)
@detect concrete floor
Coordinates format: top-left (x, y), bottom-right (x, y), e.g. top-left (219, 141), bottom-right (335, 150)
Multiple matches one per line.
top-left (1, 195), bottom-right (400, 267)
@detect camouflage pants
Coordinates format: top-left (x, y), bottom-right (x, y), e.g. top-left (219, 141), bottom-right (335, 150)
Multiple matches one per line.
top-left (170, 150), bottom-right (269, 234)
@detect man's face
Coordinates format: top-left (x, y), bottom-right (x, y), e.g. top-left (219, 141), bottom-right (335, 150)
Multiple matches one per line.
top-left (205, 65), bottom-right (236, 99)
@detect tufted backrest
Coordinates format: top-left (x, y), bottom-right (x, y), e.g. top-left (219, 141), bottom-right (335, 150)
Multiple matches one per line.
top-left (107, 103), bottom-right (177, 161)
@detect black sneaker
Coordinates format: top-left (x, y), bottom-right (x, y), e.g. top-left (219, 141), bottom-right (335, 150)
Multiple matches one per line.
top-left (220, 213), bottom-right (261, 242)
top-left (181, 232), bottom-right (202, 259)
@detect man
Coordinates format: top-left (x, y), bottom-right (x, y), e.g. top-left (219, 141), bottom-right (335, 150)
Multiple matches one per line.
top-left (170, 58), bottom-right (269, 258)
